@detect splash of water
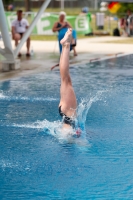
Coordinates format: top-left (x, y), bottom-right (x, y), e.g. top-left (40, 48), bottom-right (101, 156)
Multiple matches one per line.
top-left (53, 92), bottom-right (103, 145)
top-left (76, 91), bottom-right (103, 138)
top-left (10, 91), bottom-right (103, 144)
top-left (0, 91), bottom-right (57, 102)
top-left (12, 119), bottom-right (62, 134)
top-left (0, 91), bottom-right (5, 99)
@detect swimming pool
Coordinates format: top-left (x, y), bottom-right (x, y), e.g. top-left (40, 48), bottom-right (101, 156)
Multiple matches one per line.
top-left (1, 54), bottom-right (133, 199)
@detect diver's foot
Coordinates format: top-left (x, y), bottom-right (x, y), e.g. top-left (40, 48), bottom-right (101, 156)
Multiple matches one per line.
top-left (60, 28), bottom-right (72, 46)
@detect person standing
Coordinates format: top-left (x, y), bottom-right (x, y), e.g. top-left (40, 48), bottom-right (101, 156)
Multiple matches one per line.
top-left (11, 10), bottom-right (31, 57)
top-left (125, 10), bottom-right (133, 36)
top-left (52, 11), bottom-right (77, 56)
top-left (120, 10), bottom-right (133, 37)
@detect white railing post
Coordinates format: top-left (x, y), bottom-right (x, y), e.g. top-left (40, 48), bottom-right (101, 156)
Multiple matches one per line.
top-left (0, 0), bottom-right (14, 61)
top-left (61, 0), bottom-right (64, 10)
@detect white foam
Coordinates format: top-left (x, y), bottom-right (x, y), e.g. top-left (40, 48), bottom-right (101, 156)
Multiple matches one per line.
top-left (12, 119), bottom-right (61, 130)
top-left (77, 91), bottom-right (104, 135)
top-left (0, 92), bottom-right (57, 102)
top-left (0, 159), bottom-right (19, 170)
top-left (0, 92), bottom-right (6, 99)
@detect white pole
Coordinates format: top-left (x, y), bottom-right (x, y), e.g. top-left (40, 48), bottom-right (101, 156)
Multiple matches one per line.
top-left (95, 0), bottom-right (98, 10)
top-left (14, 0), bottom-right (51, 58)
top-left (0, 0), bottom-right (14, 61)
top-left (61, 0), bottom-right (64, 10)
top-left (0, 47), bottom-right (5, 56)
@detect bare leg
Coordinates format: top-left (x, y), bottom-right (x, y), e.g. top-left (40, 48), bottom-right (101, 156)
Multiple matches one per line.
top-left (72, 46), bottom-right (77, 56)
top-left (71, 37), bottom-right (77, 56)
top-left (26, 37), bottom-right (30, 54)
top-left (15, 39), bottom-right (19, 47)
top-left (14, 33), bottom-right (21, 47)
top-left (59, 29), bottom-right (77, 119)
top-left (60, 37), bottom-right (71, 84)
top-left (14, 33), bottom-right (21, 56)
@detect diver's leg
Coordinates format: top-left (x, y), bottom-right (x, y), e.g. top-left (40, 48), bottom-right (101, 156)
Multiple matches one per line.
top-left (59, 29), bottom-right (77, 131)
top-left (59, 28), bottom-right (72, 84)
top-left (59, 28), bottom-right (77, 117)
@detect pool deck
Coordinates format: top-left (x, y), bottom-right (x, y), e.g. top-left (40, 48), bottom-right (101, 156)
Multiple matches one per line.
top-left (0, 36), bottom-right (133, 81)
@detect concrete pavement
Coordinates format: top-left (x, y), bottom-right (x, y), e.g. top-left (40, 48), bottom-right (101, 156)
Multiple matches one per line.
top-left (0, 36), bottom-right (133, 81)
top-left (17, 36), bottom-right (133, 54)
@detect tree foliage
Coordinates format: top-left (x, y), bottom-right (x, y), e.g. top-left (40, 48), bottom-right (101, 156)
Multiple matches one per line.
top-left (117, 3), bottom-right (133, 17)
top-left (2, 0), bottom-right (30, 11)
top-left (2, 0), bottom-right (12, 6)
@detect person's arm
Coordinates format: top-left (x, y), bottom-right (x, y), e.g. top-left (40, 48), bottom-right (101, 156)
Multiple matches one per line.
top-left (65, 21), bottom-right (72, 28)
top-left (24, 19), bottom-right (31, 39)
top-left (25, 18), bottom-right (29, 29)
top-left (51, 63), bottom-right (59, 70)
top-left (52, 22), bottom-right (65, 32)
top-left (11, 26), bottom-right (16, 39)
top-left (11, 20), bottom-right (16, 39)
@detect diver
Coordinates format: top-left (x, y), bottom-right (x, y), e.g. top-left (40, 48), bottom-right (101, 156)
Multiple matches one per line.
top-left (55, 28), bottom-right (81, 136)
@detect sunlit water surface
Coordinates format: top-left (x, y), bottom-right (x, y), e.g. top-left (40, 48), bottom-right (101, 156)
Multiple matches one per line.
top-left (1, 55), bottom-right (133, 199)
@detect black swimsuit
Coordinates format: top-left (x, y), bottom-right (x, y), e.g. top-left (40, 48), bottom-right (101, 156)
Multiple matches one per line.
top-left (18, 33), bottom-right (23, 37)
top-left (57, 22), bottom-right (62, 29)
top-left (59, 106), bottom-right (75, 128)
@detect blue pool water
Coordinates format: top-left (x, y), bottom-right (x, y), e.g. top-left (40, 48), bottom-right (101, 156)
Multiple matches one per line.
top-left (1, 54), bottom-right (133, 199)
